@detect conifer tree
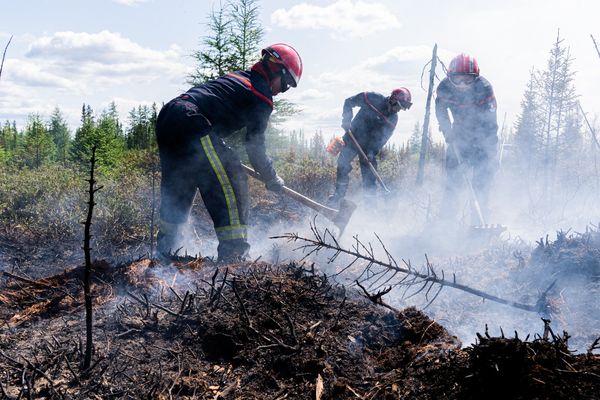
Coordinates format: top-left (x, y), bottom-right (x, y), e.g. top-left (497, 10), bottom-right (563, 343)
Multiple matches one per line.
top-left (0, 120), bottom-right (19, 163)
top-left (126, 104), bottom-right (156, 150)
top-left (513, 70), bottom-right (542, 173)
top-left (20, 114), bottom-right (55, 168)
top-left (189, 2), bottom-right (234, 84)
top-left (71, 103), bottom-right (125, 172)
top-left (408, 121), bottom-right (422, 155)
top-left (48, 107), bottom-right (71, 165)
top-left (229, 0), bottom-right (263, 71)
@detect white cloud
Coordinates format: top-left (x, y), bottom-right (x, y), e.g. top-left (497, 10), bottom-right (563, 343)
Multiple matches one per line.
top-left (288, 88), bottom-right (332, 102)
top-left (271, 0), bottom-right (401, 39)
top-left (20, 31), bottom-right (189, 91)
top-left (1, 31), bottom-right (191, 130)
top-left (0, 80), bottom-right (57, 121)
top-left (111, 0), bottom-right (148, 6)
top-left (3, 58), bottom-right (79, 90)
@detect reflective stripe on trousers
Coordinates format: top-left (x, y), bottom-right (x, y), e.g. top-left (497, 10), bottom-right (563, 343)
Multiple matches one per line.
top-left (200, 135), bottom-right (247, 241)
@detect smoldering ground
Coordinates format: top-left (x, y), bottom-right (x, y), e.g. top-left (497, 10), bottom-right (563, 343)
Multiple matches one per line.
top-left (251, 153), bottom-right (600, 353)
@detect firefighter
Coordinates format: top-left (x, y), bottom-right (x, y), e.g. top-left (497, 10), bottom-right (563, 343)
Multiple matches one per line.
top-left (327, 88), bottom-right (412, 206)
top-left (435, 53), bottom-right (498, 223)
top-left (155, 43), bottom-right (302, 262)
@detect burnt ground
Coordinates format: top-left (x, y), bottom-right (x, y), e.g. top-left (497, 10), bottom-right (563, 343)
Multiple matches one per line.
top-left (0, 183), bottom-right (599, 399)
top-left (0, 257), bottom-right (599, 399)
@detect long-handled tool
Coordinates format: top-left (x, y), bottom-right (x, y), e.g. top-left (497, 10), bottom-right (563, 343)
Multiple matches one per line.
top-left (242, 164), bottom-right (357, 236)
top-left (450, 143), bottom-right (506, 236)
top-left (345, 129), bottom-right (391, 193)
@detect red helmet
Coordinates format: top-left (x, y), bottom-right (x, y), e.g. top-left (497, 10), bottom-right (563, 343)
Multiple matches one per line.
top-left (448, 53), bottom-right (480, 76)
top-left (261, 43), bottom-right (303, 87)
top-left (390, 87), bottom-right (412, 109)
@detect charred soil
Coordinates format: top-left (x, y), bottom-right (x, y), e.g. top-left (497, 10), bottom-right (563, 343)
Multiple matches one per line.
top-left (1, 258), bottom-right (598, 399)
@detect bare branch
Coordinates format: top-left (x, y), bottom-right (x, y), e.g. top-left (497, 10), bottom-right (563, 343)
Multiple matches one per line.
top-left (0, 35), bottom-right (13, 82)
top-left (272, 223), bottom-right (544, 313)
top-left (591, 34), bottom-right (600, 63)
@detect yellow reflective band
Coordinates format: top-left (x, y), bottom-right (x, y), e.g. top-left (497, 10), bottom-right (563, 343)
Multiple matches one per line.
top-left (200, 136), bottom-right (240, 226)
top-left (215, 225), bottom-right (248, 241)
top-left (215, 224), bottom-right (248, 232)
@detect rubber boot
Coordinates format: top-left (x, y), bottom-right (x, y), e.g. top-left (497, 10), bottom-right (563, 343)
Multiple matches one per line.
top-left (217, 239), bottom-right (250, 264)
top-left (327, 183), bottom-right (348, 208)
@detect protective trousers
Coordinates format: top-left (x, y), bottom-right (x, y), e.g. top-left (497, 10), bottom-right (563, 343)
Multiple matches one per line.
top-left (441, 139), bottom-right (497, 224)
top-left (156, 98), bottom-right (250, 261)
top-left (333, 143), bottom-right (378, 200)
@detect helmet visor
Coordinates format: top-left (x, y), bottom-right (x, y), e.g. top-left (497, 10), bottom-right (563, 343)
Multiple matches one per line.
top-left (389, 97), bottom-right (412, 111)
top-left (280, 68), bottom-right (296, 92)
top-left (449, 74), bottom-right (476, 86)
top-left (399, 100), bottom-right (412, 110)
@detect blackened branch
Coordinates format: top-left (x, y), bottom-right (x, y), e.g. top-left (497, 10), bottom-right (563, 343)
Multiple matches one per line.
top-left (272, 223), bottom-right (542, 313)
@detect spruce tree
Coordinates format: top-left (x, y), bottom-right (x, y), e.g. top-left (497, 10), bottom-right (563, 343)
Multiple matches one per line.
top-left (408, 121), bottom-right (422, 155)
top-left (48, 107), bottom-right (71, 165)
top-left (513, 70), bottom-right (542, 173)
top-left (126, 104), bottom-right (156, 150)
top-left (71, 103), bottom-right (125, 172)
top-left (189, 2), bottom-right (234, 84)
top-left (20, 114), bottom-right (55, 168)
top-left (229, 0), bottom-right (263, 71)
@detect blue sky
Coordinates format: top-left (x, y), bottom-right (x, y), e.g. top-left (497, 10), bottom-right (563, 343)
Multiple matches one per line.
top-left (1, 0), bottom-right (599, 144)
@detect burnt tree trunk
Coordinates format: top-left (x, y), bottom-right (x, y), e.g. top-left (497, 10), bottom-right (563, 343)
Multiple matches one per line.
top-left (416, 44), bottom-right (437, 185)
top-left (83, 146), bottom-right (102, 371)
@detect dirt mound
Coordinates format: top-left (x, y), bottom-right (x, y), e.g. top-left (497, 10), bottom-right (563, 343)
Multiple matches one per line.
top-left (530, 228), bottom-right (600, 280)
top-left (0, 259), bottom-right (598, 399)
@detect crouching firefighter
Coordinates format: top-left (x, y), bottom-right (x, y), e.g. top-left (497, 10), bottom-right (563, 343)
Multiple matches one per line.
top-left (327, 88), bottom-right (412, 207)
top-left (155, 43), bottom-right (303, 262)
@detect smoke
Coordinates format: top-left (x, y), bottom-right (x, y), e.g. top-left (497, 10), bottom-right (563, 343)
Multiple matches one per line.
top-left (250, 154), bottom-right (600, 352)
top-left (158, 129), bottom-right (600, 353)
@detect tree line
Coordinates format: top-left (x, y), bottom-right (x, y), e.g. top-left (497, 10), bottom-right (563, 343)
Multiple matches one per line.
top-left (511, 29), bottom-right (598, 207)
top-left (0, 102), bottom-right (158, 172)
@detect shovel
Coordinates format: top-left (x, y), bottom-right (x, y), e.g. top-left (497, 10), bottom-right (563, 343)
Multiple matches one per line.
top-left (242, 164), bottom-right (357, 236)
top-left (345, 129), bottom-right (391, 193)
top-left (450, 143), bottom-right (506, 237)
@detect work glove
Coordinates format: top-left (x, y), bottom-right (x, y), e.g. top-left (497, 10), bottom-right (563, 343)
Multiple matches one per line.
top-left (265, 175), bottom-right (285, 193)
top-left (341, 120), bottom-right (352, 132)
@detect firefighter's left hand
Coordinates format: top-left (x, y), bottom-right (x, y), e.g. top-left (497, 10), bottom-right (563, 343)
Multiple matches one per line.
top-left (265, 175), bottom-right (285, 192)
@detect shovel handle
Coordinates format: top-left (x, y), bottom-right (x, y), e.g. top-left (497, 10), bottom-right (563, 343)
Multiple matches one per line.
top-left (345, 130), bottom-right (390, 193)
top-left (241, 164), bottom-right (338, 219)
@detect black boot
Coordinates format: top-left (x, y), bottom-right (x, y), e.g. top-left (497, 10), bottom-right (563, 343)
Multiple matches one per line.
top-left (327, 193), bottom-right (344, 208)
top-left (217, 239), bottom-right (250, 264)
top-left (327, 182), bottom-right (348, 208)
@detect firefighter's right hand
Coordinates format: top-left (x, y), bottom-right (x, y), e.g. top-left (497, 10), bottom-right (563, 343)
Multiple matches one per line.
top-left (265, 175), bottom-right (285, 193)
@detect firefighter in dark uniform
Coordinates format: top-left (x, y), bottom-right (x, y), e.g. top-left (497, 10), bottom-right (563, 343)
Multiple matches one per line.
top-left (435, 53), bottom-right (498, 222)
top-left (327, 88), bottom-right (412, 206)
top-left (155, 43), bottom-right (302, 261)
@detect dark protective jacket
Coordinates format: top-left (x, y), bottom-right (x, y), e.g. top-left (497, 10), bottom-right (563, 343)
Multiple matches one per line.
top-left (183, 70), bottom-right (277, 181)
top-left (341, 92), bottom-right (398, 156)
top-left (435, 76), bottom-right (498, 144)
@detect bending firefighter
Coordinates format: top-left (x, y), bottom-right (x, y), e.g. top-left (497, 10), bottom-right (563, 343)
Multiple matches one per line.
top-left (435, 53), bottom-right (498, 223)
top-left (327, 88), bottom-right (412, 206)
top-left (155, 43), bottom-right (302, 261)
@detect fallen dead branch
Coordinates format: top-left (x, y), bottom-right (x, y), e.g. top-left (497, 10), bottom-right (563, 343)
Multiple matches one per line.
top-left (273, 224), bottom-right (547, 314)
